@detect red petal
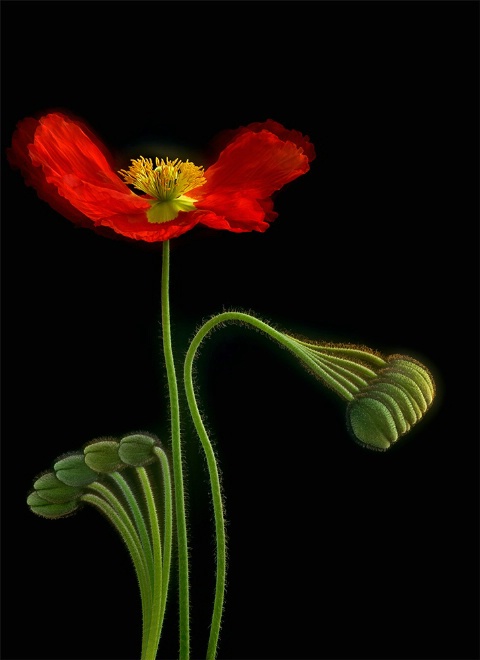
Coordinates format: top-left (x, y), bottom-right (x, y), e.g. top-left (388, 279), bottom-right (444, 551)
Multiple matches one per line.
top-left (241, 119), bottom-right (316, 163)
top-left (193, 195), bottom-right (273, 233)
top-left (202, 130), bottom-right (310, 198)
top-left (194, 129), bottom-right (310, 231)
top-left (210, 119), bottom-right (316, 164)
top-left (7, 116), bottom-right (92, 228)
top-left (28, 113), bottom-right (151, 219)
top-left (194, 196), bottom-right (277, 233)
top-left (97, 210), bottom-right (201, 242)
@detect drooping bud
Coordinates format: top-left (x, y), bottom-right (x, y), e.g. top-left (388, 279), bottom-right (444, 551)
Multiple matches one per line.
top-left (33, 471), bottom-right (83, 503)
top-left (54, 453), bottom-right (98, 487)
top-left (84, 438), bottom-right (123, 473)
top-left (27, 491), bottom-right (80, 519)
top-left (280, 332), bottom-right (435, 450)
top-left (118, 433), bottom-right (157, 467)
top-left (346, 355), bottom-right (435, 450)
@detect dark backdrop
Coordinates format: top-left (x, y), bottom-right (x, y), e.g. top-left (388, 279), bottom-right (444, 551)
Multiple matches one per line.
top-left (2, 2), bottom-right (479, 660)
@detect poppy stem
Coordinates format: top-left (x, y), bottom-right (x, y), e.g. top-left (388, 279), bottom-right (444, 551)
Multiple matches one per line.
top-left (137, 467), bottom-right (164, 659)
top-left (183, 312), bottom-right (295, 658)
top-left (183, 311), bottom-right (298, 659)
top-left (153, 446), bottom-right (174, 644)
top-left (81, 483), bottom-right (153, 659)
top-left (183, 340), bottom-right (225, 660)
top-left (161, 240), bottom-right (190, 660)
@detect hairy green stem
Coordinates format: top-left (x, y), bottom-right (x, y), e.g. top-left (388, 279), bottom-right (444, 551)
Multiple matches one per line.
top-left (162, 240), bottom-right (189, 660)
top-left (183, 358), bottom-right (224, 660)
top-left (138, 468), bottom-right (164, 659)
top-left (154, 446), bottom-right (174, 626)
top-left (183, 311), bottom-right (299, 659)
top-left (108, 471), bottom-right (154, 584)
top-left (81, 488), bottom-right (153, 660)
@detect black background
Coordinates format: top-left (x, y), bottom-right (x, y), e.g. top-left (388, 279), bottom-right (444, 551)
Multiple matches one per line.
top-left (2, 2), bottom-right (479, 660)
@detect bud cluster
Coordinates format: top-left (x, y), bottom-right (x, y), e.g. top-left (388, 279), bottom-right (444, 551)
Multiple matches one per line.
top-left (27, 433), bottom-right (159, 518)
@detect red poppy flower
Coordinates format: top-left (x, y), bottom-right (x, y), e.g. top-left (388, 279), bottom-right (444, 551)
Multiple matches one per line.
top-left (7, 112), bottom-right (316, 242)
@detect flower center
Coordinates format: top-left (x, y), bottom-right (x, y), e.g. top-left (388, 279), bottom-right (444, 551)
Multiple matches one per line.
top-left (119, 156), bottom-right (206, 224)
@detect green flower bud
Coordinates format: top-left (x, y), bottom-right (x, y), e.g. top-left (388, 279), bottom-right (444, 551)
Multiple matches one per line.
top-left (118, 433), bottom-right (156, 467)
top-left (33, 471), bottom-right (83, 503)
top-left (347, 356), bottom-right (435, 450)
top-left (84, 438), bottom-right (122, 473)
top-left (27, 491), bottom-right (80, 519)
top-left (54, 453), bottom-right (98, 487)
top-left (348, 396), bottom-right (398, 450)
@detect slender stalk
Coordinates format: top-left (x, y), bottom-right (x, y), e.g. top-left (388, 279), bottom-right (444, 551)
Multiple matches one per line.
top-left (109, 471), bottom-right (155, 584)
top-left (81, 488), bottom-right (153, 660)
top-left (183, 351), bottom-right (225, 660)
top-left (155, 445), bottom-right (174, 626)
top-left (106, 471), bottom-right (155, 652)
top-left (183, 312), bottom-right (298, 658)
top-left (138, 468), bottom-right (164, 660)
top-left (183, 311), bottom-right (295, 658)
top-left (161, 240), bottom-right (189, 660)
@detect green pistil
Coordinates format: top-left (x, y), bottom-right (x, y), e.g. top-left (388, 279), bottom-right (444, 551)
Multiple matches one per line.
top-left (147, 196), bottom-right (198, 224)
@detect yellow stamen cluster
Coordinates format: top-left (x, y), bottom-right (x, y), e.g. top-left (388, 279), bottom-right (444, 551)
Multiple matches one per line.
top-left (119, 156), bottom-right (206, 201)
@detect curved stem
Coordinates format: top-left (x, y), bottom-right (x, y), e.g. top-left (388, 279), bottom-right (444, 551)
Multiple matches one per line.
top-left (187, 311), bottom-right (307, 362)
top-left (161, 240), bottom-right (189, 660)
top-left (81, 487), bottom-right (153, 660)
top-left (106, 471), bottom-right (155, 653)
top-left (183, 357), bottom-right (224, 660)
top-left (109, 471), bottom-right (154, 585)
top-left (154, 445), bottom-right (174, 628)
top-left (187, 311), bottom-right (387, 400)
top-left (138, 467), bottom-right (164, 660)
top-left (183, 311), bottom-right (297, 659)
